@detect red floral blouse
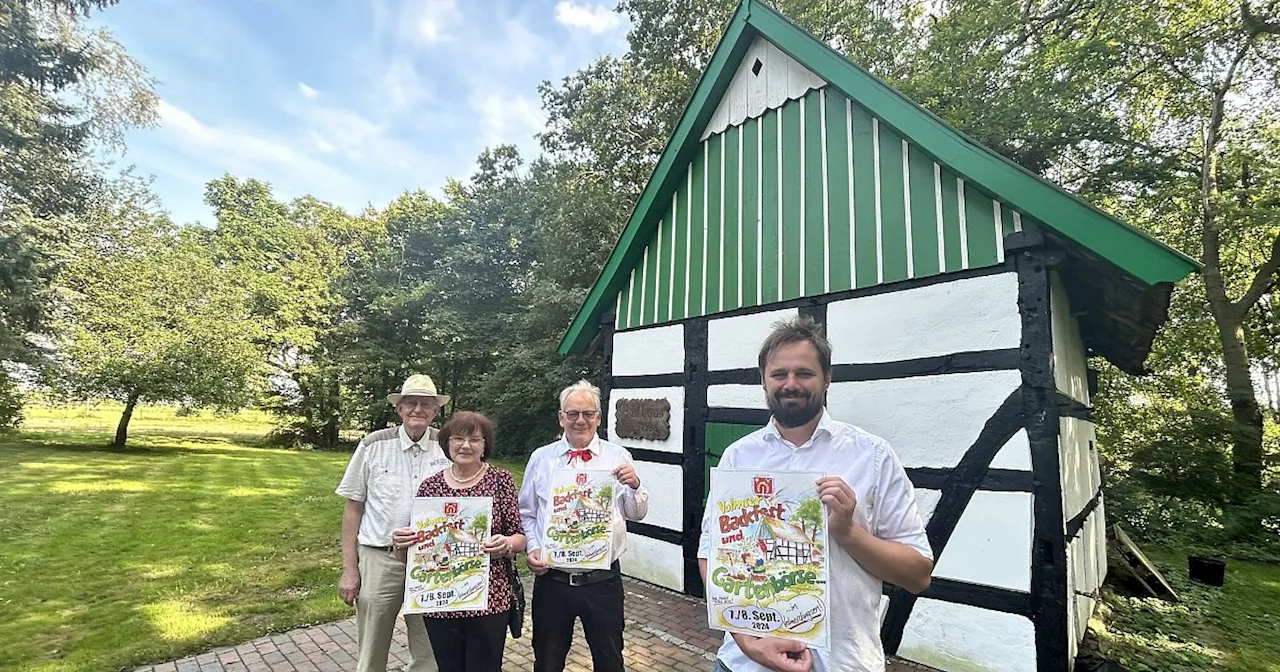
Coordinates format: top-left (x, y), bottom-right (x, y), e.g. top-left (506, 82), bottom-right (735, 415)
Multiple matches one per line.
top-left (415, 465), bottom-right (524, 618)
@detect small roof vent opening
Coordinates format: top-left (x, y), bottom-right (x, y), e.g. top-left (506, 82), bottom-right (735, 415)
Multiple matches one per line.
top-left (751, 58), bottom-right (763, 76)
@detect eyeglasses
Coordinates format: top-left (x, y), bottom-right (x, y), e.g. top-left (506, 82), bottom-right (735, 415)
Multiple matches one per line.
top-left (448, 436), bottom-right (485, 447)
top-left (399, 400), bottom-right (439, 411)
top-left (561, 410), bottom-right (598, 421)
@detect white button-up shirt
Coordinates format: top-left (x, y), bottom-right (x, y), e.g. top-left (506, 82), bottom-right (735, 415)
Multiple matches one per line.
top-left (698, 410), bottom-right (932, 672)
top-left (336, 425), bottom-right (449, 547)
top-left (519, 435), bottom-right (649, 565)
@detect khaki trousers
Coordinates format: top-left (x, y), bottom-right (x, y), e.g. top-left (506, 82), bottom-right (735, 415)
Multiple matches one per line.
top-left (356, 545), bottom-right (437, 672)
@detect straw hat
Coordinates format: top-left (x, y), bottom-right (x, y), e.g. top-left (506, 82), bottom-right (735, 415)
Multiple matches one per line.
top-left (386, 374), bottom-right (450, 407)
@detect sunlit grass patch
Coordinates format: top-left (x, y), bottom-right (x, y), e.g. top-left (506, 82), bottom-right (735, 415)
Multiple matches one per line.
top-left (140, 599), bottom-right (234, 642)
top-left (47, 479), bottom-right (154, 494)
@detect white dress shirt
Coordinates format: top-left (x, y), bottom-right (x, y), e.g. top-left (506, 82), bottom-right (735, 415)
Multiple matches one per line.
top-left (336, 425), bottom-right (449, 547)
top-left (519, 435), bottom-right (649, 566)
top-left (698, 410), bottom-right (932, 672)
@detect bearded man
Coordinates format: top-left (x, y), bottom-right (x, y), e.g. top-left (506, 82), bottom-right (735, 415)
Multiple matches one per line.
top-left (697, 317), bottom-right (934, 672)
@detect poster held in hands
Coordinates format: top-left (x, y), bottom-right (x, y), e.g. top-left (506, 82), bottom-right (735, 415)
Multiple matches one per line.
top-left (706, 468), bottom-right (829, 648)
top-left (403, 496), bottom-right (492, 614)
top-left (544, 468), bottom-right (615, 570)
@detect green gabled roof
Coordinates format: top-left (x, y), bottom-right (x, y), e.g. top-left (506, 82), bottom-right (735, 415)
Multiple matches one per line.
top-left (559, 0), bottom-right (1198, 355)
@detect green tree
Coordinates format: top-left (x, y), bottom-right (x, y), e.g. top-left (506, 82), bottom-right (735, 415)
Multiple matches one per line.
top-left (1075, 0), bottom-right (1280, 537)
top-left (54, 206), bottom-right (263, 447)
top-left (470, 512), bottom-right (490, 538)
top-left (204, 175), bottom-right (380, 448)
top-left (0, 0), bottom-right (156, 427)
top-left (794, 497), bottom-right (823, 542)
top-left (597, 483), bottom-right (614, 508)
top-left (342, 147), bottom-right (574, 452)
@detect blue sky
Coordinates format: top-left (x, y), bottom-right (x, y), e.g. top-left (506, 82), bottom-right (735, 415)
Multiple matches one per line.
top-left (93, 0), bottom-right (630, 226)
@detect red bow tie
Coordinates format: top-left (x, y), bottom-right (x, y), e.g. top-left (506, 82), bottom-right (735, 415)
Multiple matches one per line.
top-left (568, 449), bottom-right (593, 463)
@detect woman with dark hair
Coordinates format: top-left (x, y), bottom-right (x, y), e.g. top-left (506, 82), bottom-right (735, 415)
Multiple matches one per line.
top-left (391, 411), bottom-right (526, 672)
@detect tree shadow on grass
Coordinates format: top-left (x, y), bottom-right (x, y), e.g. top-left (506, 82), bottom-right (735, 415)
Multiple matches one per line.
top-left (9, 431), bottom-right (301, 459)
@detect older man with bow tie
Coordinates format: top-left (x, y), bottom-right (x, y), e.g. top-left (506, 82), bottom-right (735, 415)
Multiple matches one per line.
top-left (518, 379), bottom-right (649, 672)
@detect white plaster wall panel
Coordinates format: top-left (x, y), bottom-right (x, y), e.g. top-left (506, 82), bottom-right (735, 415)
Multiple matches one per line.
top-left (1068, 497), bottom-right (1107, 649)
top-left (707, 384), bottom-right (768, 410)
top-left (898, 599), bottom-right (1035, 672)
top-left (989, 428), bottom-right (1032, 471)
top-left (631, 461), bottom-right (683, 531)
top-left (1050, 273), bottom-right (1091, 404)
top-left (1058, 416), bottom-right (1085, 515)
top-left (933, 491), bottom-right (1032, 591)
top-left (1066, 544), bottom-right (1080, 661)
top-left (825, 370), bottom-right (1022, 468)
top-left (1058, 417), bottom-right (1099, 517)
top-left (620, 534), bottom-right (683, 592)
top-left (708, 307), bottom-right (799, 370)
top-left (1064, 550), bottom-right (1075, 660)
top-left (702, 37), bottom-right (826, 139)
top-left (612, 324), bottom-right (685, 376)
top-left (1093, 498), bottom-right (1108, 587)
top-left (826, 272), bottom-right (1021, 364)
top-left (609, 387), bottom-right (685, 454)
top-left (1069, 520), bottom-right (1105, 651)
top-left (914, 489), bottom-right (942, 527)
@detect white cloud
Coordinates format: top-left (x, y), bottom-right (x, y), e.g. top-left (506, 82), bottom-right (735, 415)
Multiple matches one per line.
top-left (472, 92), bottom-right (546, 147)
top-left (502, 19), bottom-right (548, 70)
top-left (554, 0), bottom-right (622, 34)
top-left (154, 99), bottom-right (371, 207)
top-left (295, 105), bottom-right (424, 170)
top-left (157, 100), bottom-right (214, 142)
top-left (380, 57), bottom-right (435, 112)
top-left (123, 0), bottom-right (634, 227)
top-left (417, 0), bottom-right (461, 43)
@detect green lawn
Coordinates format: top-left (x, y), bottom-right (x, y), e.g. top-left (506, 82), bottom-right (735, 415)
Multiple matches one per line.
top-left (6, 403), bottom-right (1278, 672)
top-left (1, 404), bottom-right (525, 672)
top-left (1090, 547), bottom-right (1280, 671)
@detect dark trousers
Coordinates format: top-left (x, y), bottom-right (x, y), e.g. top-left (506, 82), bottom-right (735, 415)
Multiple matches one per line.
top-left (532, 567), bottom-right (625, 672)
top-left (422, 611), bottom-right (509, 672)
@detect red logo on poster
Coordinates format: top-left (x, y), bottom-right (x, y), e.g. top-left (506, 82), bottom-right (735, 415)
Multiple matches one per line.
top-left (443, 502), bottom-right (458, 516)
top-left (576, 473), bottom-right (588, 486)
top-left (753, 477), bottom-right (773, 496)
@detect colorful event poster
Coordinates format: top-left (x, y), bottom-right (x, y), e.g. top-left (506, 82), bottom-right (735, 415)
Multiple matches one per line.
top-left (705, 469), bottom-right (829, 648)
top-left (403, 496), bottom-right (493, 614)
top-left (544, 468), bottom-right (615, 570)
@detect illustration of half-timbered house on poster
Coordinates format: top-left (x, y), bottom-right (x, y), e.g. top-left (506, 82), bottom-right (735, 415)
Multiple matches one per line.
top-left (556, 0), bottom-right (1198, 668)
top-left (440, 526), bottom-right (483, 559)
top-left (568, 493), bottom-right (610, 524)
top-left (754, 516), bottom-right (814, 564)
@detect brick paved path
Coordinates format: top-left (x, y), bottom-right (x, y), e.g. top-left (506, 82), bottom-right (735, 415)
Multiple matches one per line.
top-left (133, 577), bottom-right (928, 672)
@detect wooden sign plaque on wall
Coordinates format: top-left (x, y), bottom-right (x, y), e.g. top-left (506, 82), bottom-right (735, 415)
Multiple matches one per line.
top-left (614, 398), bottom-right (671, 441)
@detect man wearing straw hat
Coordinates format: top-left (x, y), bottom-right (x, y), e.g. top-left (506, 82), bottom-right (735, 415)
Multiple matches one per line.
top-left (336, 374), bottom-right (452, 672)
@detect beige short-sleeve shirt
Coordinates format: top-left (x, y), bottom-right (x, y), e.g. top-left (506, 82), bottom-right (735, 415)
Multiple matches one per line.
top-left (336, 425), bottom-right (448, 547)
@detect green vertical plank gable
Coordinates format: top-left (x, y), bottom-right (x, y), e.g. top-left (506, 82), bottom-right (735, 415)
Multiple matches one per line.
top-left (824, 91), bottom-right (852, 292)
top-left (741, 116), bottom-right (760, 308)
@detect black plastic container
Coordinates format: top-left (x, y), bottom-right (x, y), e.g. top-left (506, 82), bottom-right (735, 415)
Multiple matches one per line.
top-left (1188, 556), bottom-right (1226, 586)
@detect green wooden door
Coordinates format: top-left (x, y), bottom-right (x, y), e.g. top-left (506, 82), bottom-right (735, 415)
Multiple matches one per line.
top-left (704, 422), bottom-right (760, 504)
